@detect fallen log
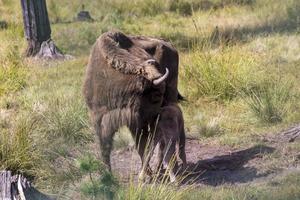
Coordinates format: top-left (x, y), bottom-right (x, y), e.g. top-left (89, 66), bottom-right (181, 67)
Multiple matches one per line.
top-left (280, 124), bottom-right (300, 142)
top-left (0, 171), bottom-right (53, 200)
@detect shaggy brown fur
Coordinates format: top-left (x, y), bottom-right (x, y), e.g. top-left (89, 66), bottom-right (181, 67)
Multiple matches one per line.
top-left (83, 31), bottom-right (180, 171)
top-left (140, 103), bottom-right (186, 182)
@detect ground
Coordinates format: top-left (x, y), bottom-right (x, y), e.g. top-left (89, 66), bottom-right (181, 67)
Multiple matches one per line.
top-left (111, 127), bottom-right (300, 186)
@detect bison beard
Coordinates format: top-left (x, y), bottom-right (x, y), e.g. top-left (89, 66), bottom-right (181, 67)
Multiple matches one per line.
top-left (83, 31), bottom-right (181, 173)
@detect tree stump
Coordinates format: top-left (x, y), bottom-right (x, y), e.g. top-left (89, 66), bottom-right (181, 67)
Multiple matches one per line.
top-left (0, 20), bottom-right (8, 29)
top-left (36, 39), bottom-right (65, 60)
top-left (76, 4), bottom-right (94, 22)
top-left (0, 171), bottom-right (53, 200)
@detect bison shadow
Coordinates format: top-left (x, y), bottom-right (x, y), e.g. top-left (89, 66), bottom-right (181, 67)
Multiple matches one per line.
top-left (181, 145), bottom-right (275, 186)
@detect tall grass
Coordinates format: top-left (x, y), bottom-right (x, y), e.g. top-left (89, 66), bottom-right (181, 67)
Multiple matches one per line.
top-left (181, 47), bottom-right (261, 101)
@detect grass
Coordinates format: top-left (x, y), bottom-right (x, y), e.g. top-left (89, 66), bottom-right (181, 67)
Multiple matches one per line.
top-left (182, 171), bottom-right (300, 200)
top-left (1, 0), bottom-right (300, 199)
top-left (0, 23), bottom-right (27, 97)
top-left (244, 80), bottom-right (294, 124)
top-left (180, 46), bottom-right (261, 101)
top-left (0, 115), bottom-right (43, 177)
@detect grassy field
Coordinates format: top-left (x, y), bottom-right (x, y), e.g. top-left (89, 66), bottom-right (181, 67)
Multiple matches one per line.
top-left (1, 0), bottom-right (300, 199)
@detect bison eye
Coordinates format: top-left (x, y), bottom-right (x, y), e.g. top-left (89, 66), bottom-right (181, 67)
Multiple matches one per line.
top-left (145, 59), bottom-right (158, 66)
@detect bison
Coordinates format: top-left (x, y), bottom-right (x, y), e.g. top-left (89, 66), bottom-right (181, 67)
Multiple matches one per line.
top-left (83, 31), bottom-right (181, 177)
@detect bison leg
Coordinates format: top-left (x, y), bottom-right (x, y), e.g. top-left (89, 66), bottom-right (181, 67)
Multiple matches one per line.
top-left (163, 140), bottom-right (178, 183)
top-left (135, 131), bottom-right (155, 182)
top-left (155, 141), bottom-right (165, 174)
top-left (95, 111), bottom-right (118, 171)
top-left (92, 107), bottom-right (113, 170)
top-left (178, 132), bottom-right (187, 169)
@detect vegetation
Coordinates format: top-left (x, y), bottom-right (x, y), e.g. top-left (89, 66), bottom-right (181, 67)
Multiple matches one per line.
top-left (1, 0), bottom-right (300, 199)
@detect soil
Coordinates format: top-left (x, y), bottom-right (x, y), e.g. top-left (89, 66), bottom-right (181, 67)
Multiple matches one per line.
top-left (111, 125), bottom-right (300, 186)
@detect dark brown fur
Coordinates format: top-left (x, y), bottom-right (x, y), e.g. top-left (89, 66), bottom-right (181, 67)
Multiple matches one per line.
top-left (83, 31), bottom-right (180, 171)
top-left (142, 103), bottom-right (186, 182)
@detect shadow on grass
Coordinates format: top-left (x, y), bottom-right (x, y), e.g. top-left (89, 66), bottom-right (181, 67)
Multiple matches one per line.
top-left (182, 145), bottom-right (275, 186)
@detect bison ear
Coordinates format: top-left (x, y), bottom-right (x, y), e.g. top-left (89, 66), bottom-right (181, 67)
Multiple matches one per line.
top-left (113, 32), bottom-right (133, 49)
top-left (145, 46), bottom-right (156, 55)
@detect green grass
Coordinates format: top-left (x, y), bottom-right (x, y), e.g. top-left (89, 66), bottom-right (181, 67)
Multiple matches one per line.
top-left (180, 46), bottom-right (261, 101)
top-left (0, 23), bottom-right (27, 97)
top-left (0, 115), bottom-right (43, 177)
top-left (243, 80), bottom-right (294, 124)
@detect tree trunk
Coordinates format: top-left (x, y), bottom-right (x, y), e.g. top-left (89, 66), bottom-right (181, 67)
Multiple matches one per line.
top-left (21, 0), bottom-right (51, 57)
top-left (0, 171), bottom-right (53, 200)
top-left (21, 0), bottom-right (66, 59)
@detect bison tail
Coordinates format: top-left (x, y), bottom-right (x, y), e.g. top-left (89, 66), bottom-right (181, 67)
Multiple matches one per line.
top-left (178, 92), bottom-right (186, 102)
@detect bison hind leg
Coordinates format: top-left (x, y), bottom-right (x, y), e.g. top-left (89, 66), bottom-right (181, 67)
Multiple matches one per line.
top-left (96, 108), bottom-right (127, 171)
top-left (98, 108), bottom-right (137, 171)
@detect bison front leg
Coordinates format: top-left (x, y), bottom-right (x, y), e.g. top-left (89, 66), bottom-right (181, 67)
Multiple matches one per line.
top-left (163, 140), bottom-right (179, 183)
top-left (155, 141), bottom-right (165, 174)
top-left (134, 131), bottom-right (155, 182)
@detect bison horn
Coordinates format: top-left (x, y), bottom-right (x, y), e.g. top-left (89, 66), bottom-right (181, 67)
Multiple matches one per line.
top-left (153, 68), bottom-right (169, 85)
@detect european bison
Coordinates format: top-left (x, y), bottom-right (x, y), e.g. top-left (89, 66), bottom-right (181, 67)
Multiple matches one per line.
top-left (83, 31), bottom-right (181, 174)
top-left (140, 103), bottom-right (187, 182)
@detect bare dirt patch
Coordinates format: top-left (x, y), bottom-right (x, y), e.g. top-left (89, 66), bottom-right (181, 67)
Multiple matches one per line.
top-left (111, 125), bottom-right (300, 186)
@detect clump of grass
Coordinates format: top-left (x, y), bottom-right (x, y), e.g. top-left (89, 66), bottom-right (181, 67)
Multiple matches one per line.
top-left (187, 113), bottom-right (223, 138)
top-left (0, 116), bottom-right (43, 177)
top-left (243, 80), bottom-right (293, 124)
top-left (169, 0), bottom-right (192, 16)
top-left (34, 98), bottom-right (91, 146)
top-left (181, 47), bottom-right (260, 101)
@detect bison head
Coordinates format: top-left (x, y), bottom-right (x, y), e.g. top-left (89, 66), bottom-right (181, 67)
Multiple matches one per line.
top-left (140, 59), bottom-right (169, 85)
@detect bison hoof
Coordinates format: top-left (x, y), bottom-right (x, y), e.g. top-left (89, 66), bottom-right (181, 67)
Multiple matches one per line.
top-left (138, 171), bottom-right (147, 183)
